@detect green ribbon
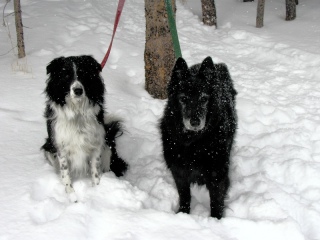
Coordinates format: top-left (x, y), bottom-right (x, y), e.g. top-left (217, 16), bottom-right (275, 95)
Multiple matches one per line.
top-left (165, 0), bottom-right (182, 59)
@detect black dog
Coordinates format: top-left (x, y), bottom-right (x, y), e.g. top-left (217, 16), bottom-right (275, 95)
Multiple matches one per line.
top-left (160, 56), bottom-right (237, 219)
top-left (41, 55), bottom-right (128, 201)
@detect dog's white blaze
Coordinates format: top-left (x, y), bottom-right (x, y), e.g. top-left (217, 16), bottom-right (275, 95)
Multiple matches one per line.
top-left (51, 101), bottom-right (105, 176)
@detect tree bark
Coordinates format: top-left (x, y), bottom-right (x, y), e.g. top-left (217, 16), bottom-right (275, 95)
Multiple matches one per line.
top-left (256, 0), bottom-right (265, 28)
top-left (144, 0), bottom-right (176, 99)
top-left (14, 0), bottom-right (26, 58)
top-left (201, 0), bottom-right (217, 27)
top-left (285, 0), bottom-right (296, 21)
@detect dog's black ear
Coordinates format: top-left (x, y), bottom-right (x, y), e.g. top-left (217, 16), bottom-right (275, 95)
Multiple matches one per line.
top-left (168, 57), bottom-right (189, 97)
top-left (46, 57), bottom-right (65, 75)
top-left (216, 63), bottom-right (231, 82)
top-left (171, 57), bottom-right (189, 83)
top-left (199, 56), bottom-right (215, 77)
top-left (173, 57), bottom-right (188, 73)
top-left (216, 63), bottom-right (237, 97)
top-left (199, 56), bottom-right (219, 86)
top-left (81, 55), bottom-right (102, 72)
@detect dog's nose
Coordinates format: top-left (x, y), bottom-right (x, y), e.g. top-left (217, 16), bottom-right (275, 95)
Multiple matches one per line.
top-left (190, 117), bottom-right (200, 127)
top-left (73, 88), bottom-right (83, 96)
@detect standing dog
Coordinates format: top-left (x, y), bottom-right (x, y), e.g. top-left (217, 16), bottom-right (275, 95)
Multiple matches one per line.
top-left (41, 55), bottom-right (128, 201)
top-left (160, 57), bottom-right (237, 219)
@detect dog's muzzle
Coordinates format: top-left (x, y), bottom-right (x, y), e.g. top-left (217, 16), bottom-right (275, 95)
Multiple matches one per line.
top-left (71, 81), bottom-right (85, 99)
top-left (73, 87), bottom-right (83, 97)
top-left (183, 116), bottom-right (206, 131)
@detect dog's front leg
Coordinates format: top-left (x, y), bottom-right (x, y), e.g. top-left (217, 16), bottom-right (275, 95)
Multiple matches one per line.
top-left (90, 152), bottom-right (101, 186)
top-left (207, 174), bottom-right (229, 219)
top-left (58, 153), bottom-right (77, 202)
top-left (171, 168), bottom-right (191, 214)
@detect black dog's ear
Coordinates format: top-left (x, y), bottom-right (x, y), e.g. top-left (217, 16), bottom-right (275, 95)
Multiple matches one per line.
top-left (171, 57), bottom-right (189, 83)
top-left (168, 57), bottom-right (189, 97)
top-left (46, 57), bottom-right (65, 75)
top-left (199, 56), bottom-right (215, 78)
top-left (80, 55), bottom-right (102, 72)
top-left (216, 63), bottom-right (237, 97)
top-left (216, 63), bottom-right (231, 82)
top-left (172, 57), bottom-right (188, 73)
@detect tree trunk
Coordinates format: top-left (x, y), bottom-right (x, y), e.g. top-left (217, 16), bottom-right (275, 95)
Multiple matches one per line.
top-left (144, 0), bottom-right (176, 99)
top-left (256, 0), bottom-right (265, 28)
top-left (14, 0), bottom-right (26, 58)
top-left (201, 0), bottom-right (217, 27)
top-left (285, 0), bottom-right (296, 21)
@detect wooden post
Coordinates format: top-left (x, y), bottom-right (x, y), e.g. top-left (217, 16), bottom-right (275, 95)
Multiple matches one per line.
top-left (256, 0), bottom-right (265, 28)
top-left (14, 0), bottom-right (26, 58)
top-left (201, 0), bottom-right (217, 27)
top-left (144, 0), bottom-right (176, 99)
top-left (285, 0), bottom-right (296, 21)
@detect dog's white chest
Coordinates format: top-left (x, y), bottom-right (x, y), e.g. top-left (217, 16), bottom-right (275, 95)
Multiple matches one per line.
top-left (53, 104), bottom-right (105, 173)
top-left (55, 114), bottom-right (103, 149)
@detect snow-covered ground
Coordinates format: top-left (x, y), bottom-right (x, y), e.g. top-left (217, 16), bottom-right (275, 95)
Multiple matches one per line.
top-left (1, 0), bottom-right (320, 239)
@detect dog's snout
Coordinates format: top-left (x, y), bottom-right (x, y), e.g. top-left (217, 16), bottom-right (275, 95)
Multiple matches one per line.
top-left (73, 87), bottom-right (83, 96)
top-left (190, 117), bottom-right (200, 127)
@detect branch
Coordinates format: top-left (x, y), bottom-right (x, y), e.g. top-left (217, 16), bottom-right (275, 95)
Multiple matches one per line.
top-left (2, 0), bottom-right (11, 26)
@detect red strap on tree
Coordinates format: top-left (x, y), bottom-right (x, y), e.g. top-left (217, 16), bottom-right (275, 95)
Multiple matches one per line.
top-left (101, 0), bottom-right (126, 69)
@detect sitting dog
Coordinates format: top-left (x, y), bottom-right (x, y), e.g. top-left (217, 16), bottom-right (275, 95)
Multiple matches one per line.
top-left (160, 57), bottom-right (237, 219)
top-left (41, 55), bottom-right (128, 201)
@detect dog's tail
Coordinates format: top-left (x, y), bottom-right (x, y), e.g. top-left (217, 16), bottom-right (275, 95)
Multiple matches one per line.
top-left (104, 119), bottom-right (128, 177)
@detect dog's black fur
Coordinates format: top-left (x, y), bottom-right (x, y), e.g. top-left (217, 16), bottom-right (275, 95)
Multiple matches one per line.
top-left (41, 55), bottom-right (128, 200)
top-left (160, 56), bottom-right (237, 219)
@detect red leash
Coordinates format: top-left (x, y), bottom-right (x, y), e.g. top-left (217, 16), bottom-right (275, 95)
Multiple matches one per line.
top-left (101, 0), bottom-right (126, 69)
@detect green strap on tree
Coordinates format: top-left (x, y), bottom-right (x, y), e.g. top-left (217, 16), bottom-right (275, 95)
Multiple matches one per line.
top-left (165, 0), bottom-right (182, 59)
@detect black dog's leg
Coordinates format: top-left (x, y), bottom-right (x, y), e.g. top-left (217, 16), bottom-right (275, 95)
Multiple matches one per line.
top-left (104, 121), bottom-right (128, 177)
top-left (171, 168), bottom-right (191, 214)
top-left (110, 147), bottom-right (128, 177)
top-left (207, 175), bottom-right (229, 219)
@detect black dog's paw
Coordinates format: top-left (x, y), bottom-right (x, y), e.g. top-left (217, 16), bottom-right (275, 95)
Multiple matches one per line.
top-left (110, 155), bottom-right (128, 177)
top-left (177, 205), bottom-right (190, 214)
top-left (210, 205), bottom-right (224, 219)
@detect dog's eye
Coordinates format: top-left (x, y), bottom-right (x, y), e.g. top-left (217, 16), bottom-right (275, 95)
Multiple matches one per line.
top-left (200, 95), bottom-right (209, 103)
top-left (179, 96), bottom-right (188, 103)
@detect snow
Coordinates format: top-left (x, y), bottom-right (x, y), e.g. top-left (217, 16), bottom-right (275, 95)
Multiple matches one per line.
top-left (0, 0), bottom-right (320, 239)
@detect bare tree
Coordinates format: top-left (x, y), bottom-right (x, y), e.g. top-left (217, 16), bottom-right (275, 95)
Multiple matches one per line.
top-left (256, 0), bottom-right (265, 28)
top-left (201, 0), bottom-right (217, 27)
top-left (144, 0), bottom-right (176, 99)
top-left (285, 0), bottom-right (296, 21)
top-left (14, 0), bottom-right (25, 58)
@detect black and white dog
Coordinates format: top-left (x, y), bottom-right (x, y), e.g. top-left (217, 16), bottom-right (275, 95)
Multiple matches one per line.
top-left (41, 55), bottom-right (128, 201)
top-left (160, 57), bottom-right (237, 219)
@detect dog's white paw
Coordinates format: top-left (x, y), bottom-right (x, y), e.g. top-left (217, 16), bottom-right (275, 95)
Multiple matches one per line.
top-left (65, 184), bottom-right (75, 193)
top-left (65, 185), bottom-right (77, 202)
top-left (92, 177), bottom-right (100, 186)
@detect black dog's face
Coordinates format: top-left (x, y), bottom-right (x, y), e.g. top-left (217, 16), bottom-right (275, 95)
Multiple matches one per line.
top-left (168, 57), bottom-right (220, 132)
top-left (178, 91), bottom-right (210, 132)
top-left (45, 55), bottom-right (104, 107)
